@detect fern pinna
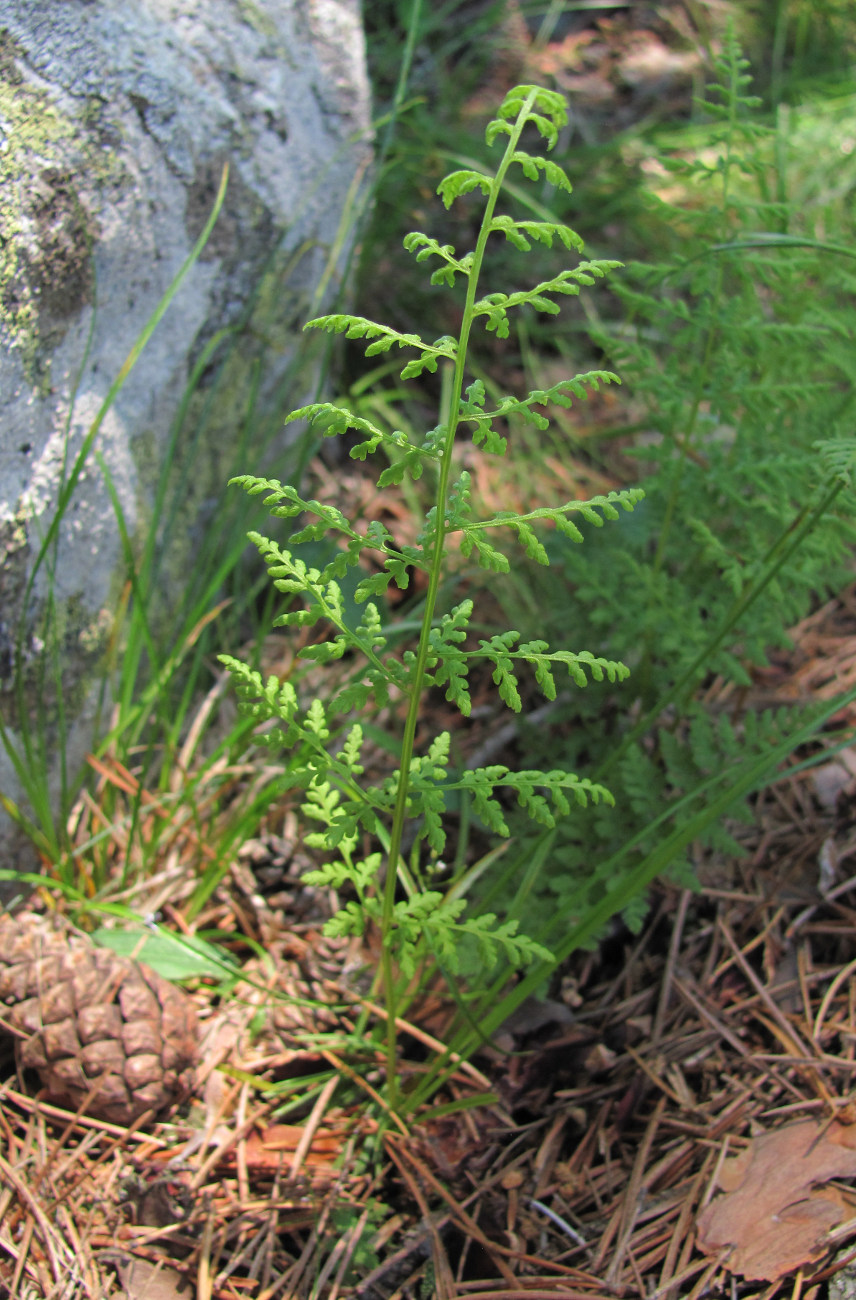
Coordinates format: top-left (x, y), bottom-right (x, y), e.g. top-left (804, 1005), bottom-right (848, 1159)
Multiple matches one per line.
top-left (219, 85), bottom-right (642, 1106)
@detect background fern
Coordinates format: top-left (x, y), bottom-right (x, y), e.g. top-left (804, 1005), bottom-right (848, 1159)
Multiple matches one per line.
top-left (488, 27), bottom-right (856, 931)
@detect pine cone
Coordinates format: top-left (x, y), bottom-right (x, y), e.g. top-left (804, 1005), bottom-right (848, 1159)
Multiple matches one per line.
top-left (0, 912), bottom-right (198, 1125)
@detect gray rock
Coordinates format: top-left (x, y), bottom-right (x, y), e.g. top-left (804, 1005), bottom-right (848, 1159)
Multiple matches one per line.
top-left (0, 0), bottom-right (371, 867)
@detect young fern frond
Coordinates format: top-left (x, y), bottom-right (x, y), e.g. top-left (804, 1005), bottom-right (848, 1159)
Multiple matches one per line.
top-left (286, 403), bottom-right (442, 467)
top-left (474, 262), bottom-right (621, 337)
top-left (403, 232), bottom-right (473, 287)
top-left (489, 215), bottom-right (584, 253)
top-left (424, 910), bottom-right (553, 978)
top-left (220, 83), bottom-right (640, 1112)
top-left (232, 476), bottom-right (431, 587)
top-left (508, 151), bottom-right (572, 192)
top-left (457, 489), bottom-right (645, 570)
top-left (305, 313), bottom-right (458, 379)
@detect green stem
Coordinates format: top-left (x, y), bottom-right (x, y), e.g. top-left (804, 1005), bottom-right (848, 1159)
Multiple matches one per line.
top-left (378, 90), bottom-right (540, 1111)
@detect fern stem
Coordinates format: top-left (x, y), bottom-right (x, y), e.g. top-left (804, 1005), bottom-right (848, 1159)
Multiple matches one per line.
top-left (378, 89), bottom-right (540, 1111)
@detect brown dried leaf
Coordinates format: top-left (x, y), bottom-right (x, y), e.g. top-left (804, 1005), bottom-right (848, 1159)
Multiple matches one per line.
top-left (697, 1119), bottom-right (856, 1280)
top-left (116, 1256), bottom-right (187, 1300)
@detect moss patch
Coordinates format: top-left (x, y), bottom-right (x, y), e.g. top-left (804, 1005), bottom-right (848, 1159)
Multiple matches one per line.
top-left (0, 513), bottom-right (29, 696)
top-left (0, 29), bottom-right (98, 384)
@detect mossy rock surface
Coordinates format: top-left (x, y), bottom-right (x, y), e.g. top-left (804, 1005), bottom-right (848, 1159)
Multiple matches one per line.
top-left (0, 0), bottom-right (371, 862)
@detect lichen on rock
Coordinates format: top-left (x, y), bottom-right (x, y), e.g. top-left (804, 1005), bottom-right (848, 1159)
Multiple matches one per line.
top-left (0, 0), bottom-right (371, 861)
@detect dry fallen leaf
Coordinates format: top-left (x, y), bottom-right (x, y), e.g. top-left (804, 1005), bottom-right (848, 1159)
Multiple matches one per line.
top-left (697, 1119), bottom-right (856, 1280)
top-left (117, 1256), bottom-right (188, 1300)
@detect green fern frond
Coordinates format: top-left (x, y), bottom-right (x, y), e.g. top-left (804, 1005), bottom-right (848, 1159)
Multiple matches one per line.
top-left (460, 488), bottom-right (644, 542)
top-left (437, 169), bottom-right (493, 209)
top-left (430, 912), bottom-right (553, 974)
top-left (494, 83), bottom-right (568, 130)
top-left (218, 81), bottom-right (646, 1109)
top-left (459, 371), bottom-right (620, 437)
top-left (304, 314), bottom-right (458, 378)
top-left (489, 215), bottom-right (584, 253)
top-left (403, 232), bottom-right (472, 287)
top-left (509, 151), bottom-right (572, 192)
top-left (473, 262), bottom-right (620, 337)
top-left (452, 767), bottom-right (614, 827)
top-left (427, 602), bottom-right (473, 715)
top-left (816, 437), bottom-right (856, 484)
top-left (459, 531), bottom-right (512, 573)
top-left (286, 403), bottom-right (439, 464)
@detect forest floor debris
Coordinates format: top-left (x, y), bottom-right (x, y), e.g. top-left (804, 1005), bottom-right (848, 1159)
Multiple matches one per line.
top-left (2, 584), bottom-right (856, 1299)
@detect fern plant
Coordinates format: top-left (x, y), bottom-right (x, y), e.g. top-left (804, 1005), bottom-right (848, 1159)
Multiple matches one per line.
top-left (580, 26), bottom-right (856, 704)
top-left (219, 84), bottom-right (643, 1114)
top-left (495, 28), bottom-right (856, 920)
